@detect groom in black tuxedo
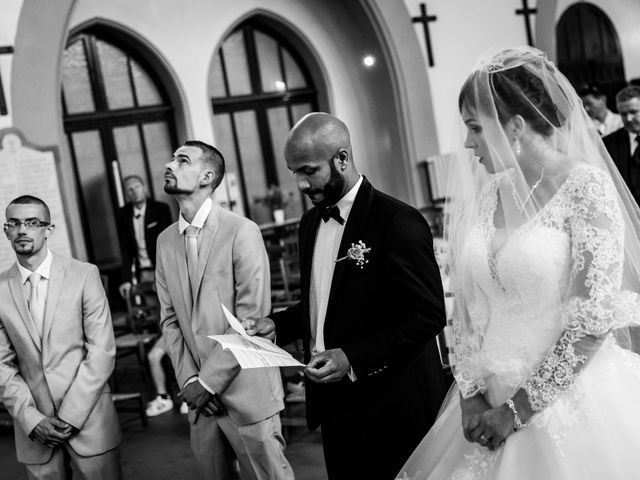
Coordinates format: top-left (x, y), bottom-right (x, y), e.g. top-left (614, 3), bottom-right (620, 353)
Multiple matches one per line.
top-left (246, 113), bottom-right (448, 480)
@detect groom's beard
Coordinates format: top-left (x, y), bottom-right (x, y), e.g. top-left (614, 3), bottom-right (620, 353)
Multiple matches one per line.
top-left (307, 162), bottom-right (346, 209)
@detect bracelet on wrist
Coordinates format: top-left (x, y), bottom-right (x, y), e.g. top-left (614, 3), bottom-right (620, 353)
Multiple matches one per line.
top-left (506, 398), bottom-right (526, 431)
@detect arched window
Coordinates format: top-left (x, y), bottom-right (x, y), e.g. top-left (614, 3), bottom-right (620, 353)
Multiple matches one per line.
top-left (210, 19), bottom-right (321, 224)
top-left (556, 3), bottom-right (626, 107)
top-left (62, 27), bottom-right (178, 270)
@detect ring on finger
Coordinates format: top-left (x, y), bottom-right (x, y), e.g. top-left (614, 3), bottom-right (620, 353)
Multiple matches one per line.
top-left (479, 434), bottom-right (488, 444)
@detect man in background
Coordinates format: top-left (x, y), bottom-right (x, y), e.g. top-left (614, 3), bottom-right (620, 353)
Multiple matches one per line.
top-left (117, 174), bottom-right (172, 298)
top-left (579, 83), bottom-right (622, 136)
top-left (0, 195), bottom-right (121, 479)
top-left (604, 85), bottom-right (640, 203)
top-left (116, 175), bottom-right (175, 417)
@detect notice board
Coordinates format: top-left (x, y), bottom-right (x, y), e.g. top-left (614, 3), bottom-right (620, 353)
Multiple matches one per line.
top-left (0, 129), bottom-right (72, 272)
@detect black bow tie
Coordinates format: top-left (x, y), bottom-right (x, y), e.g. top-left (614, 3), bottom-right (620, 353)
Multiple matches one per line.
top-left (320, 205), bottom-right (344, 225)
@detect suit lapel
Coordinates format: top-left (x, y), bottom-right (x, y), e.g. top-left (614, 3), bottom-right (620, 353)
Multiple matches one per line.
top-left (7, 264), bottom-right (41, 352)
top-left (326, 178), bottom-right (375, 313)
top-left (300, 208), bottom-right (321, 306)
top-left (173, 226), bottom-right (193, 314)
top-left (193, 206), bottom-right (221, 302)
top-left (143, 201), bottom-right (155, 245)
top-left (42, 254), bottom-right (64, 345)
top-left (295, 209), bottom-right (320, 344)
top-left (126, 204), bottom-right (136, 238)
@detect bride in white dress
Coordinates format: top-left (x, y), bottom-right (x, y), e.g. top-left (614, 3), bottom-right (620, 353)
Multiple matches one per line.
top-left (397, 47), bottom-right (640, 479)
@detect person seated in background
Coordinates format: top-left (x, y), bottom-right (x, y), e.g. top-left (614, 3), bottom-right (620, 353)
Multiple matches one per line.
top-left (116, 175), bottom-right (178, 417)
top-left (578, 83), bottom-right (622, 136)
top-left (117, 175), bottom-right (172, 299)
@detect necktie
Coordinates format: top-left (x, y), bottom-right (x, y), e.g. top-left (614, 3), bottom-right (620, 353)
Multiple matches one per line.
top-left (185, 225), bottom-right (199, 293)
top-left (27, 272), bottom-right (44, 337)
top-left (320, 205), bottom-right (344, 225)
top-left (633, 135), bottom-right (640, 164)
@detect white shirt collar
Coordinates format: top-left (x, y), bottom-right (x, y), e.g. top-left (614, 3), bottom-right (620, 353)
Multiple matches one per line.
top-left (178, 197), bottom-right (213, 234)
top-left (18, 248), bottom-right (53, 284)
top-left (334, 175), bottom-right (363, 223)
top-left (133, 201), bottom-right (147, 218)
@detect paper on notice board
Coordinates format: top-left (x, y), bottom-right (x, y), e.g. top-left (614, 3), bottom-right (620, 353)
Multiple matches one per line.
top-left (208, 305), bottom-right (304, 369)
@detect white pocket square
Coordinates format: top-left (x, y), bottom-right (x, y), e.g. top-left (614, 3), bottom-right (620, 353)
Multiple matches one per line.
top-left (146, 221), bottom-right (158, 229)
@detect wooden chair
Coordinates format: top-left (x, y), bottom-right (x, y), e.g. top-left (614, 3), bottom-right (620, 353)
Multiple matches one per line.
top-left (110, 392), bottom-right (148, 427)
top-left (124, 281), bottom-right (160, 334)
top-left (109, 335), bottom-right (156, 427)
top-left (112, 332), bottom-right (159, 396)
top-left (110, 326), bottom-right (158, 427)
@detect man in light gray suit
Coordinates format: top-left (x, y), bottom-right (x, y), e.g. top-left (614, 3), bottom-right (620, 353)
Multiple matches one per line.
top-left (0, 195), bottom-right (121, 479)
top-left (155, 140), bottom-right (292, 480)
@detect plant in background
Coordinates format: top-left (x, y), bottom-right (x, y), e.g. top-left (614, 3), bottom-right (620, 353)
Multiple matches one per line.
top-left (254, 184), bottom-right (294, 211)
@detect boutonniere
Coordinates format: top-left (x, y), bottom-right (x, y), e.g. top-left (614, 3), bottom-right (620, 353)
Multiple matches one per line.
top-left (335, 240), bottom-right (371, 269)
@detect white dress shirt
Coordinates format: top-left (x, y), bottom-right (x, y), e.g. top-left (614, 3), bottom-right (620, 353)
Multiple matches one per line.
top-left (18, 248), bottom-right (53, 338)
top-left (178, 197), bottom-right (212, 237)
top-left (628, 132), bottom-right (640, 156)
top-left (178, 197), bottom-right (216, 394)
top-left (132, 202), bottom-right (152, 269)
top-left (310, 175), bottom-right (363, 380)
top-left (594, 110), bottom-right (622, 137)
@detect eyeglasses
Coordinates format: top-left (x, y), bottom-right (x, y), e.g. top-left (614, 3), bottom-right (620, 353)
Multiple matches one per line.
top-left (3, 219), bottom-right (50, 231)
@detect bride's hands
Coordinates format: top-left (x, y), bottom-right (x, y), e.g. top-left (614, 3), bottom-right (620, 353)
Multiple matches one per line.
top-left (473, 404), bottom-right (514, 451)
top-left (460, 393), bottom-right (492, 443)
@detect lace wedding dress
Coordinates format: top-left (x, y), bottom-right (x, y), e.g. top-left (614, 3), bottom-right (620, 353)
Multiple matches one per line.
top-left (397, 166), bottom-right (640, 480)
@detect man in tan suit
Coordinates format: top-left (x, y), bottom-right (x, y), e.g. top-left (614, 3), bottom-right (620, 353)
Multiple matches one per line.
top-left (0, 195), bottom-right (122, 479)
top-left (156, 140), bottom-right (292, 480)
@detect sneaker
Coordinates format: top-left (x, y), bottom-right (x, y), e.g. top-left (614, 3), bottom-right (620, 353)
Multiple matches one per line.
top-left (179, 402), bottom-right (189, 414)
top-left (145, 396), bottom-right (173, 417)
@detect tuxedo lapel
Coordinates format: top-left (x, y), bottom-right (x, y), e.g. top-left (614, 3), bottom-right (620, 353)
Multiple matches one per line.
top-left (7, 265), bottom-right (41, 352)
top-left (300, 208), bottom-right (321, 302)
top-left (125, 204), bottom-right (135, 238)
top-left (173, 226), bottom-right (193, 314)
top-left (326, 178), bottom-right (375, 312)
top-left (193, 206), bottom-right (221, 301)
top-left (41, 254), bottom-right (64, 344)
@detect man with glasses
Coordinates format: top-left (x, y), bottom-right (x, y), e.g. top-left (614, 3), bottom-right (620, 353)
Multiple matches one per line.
top-left (604, 85), bottom-right (640, 204)
top-left (0, 195), bottom-right (122, 479)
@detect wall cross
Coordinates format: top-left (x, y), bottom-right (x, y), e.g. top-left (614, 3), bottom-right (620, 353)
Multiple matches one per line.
top-left (412, 3), bottom-right (438, 67)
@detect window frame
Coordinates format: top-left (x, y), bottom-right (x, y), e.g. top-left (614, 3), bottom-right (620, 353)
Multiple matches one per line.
top-left (62, 27), bottom-right (178, 266)
top-left (211, 19), bottom-right (320, 221)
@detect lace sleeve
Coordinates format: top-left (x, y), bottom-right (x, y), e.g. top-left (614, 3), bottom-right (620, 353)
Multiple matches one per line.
top-left (523, 167), bottom-right (625, 411)
top-left (450, 177), bottom-right (502, 398)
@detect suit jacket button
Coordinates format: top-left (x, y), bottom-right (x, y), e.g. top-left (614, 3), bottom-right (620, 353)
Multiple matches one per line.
top-left (45, 368), bottom-right (51, 374)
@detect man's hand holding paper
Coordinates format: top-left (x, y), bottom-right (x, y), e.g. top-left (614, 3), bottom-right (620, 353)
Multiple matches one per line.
top-left (242, 317), bottom-right (276, 341)
top-left (209, 306), bottom-right (303, 369)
